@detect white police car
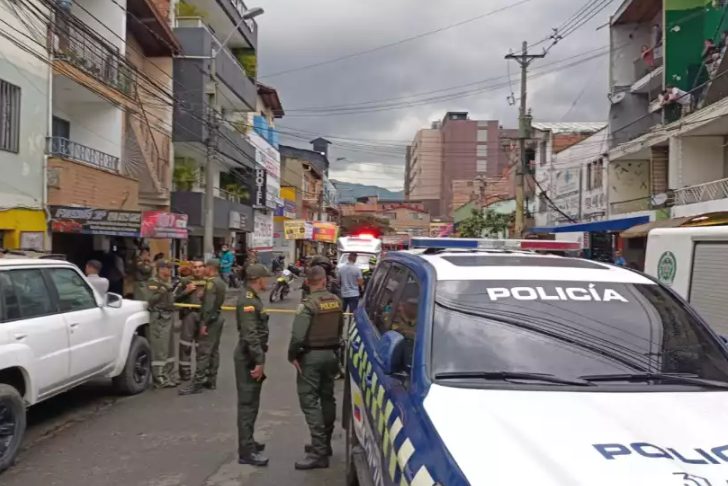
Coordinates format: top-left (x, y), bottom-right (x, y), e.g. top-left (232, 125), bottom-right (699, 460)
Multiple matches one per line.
top-left (343, 237), bottom-right (728, 486)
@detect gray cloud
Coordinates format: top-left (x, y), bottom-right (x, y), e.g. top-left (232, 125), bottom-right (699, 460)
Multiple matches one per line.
top-left (255, 0), bottom-right (610, 189)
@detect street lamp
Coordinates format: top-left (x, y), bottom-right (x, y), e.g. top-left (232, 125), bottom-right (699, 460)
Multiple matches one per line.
top-left (216, 7), bottom-right (265, 55)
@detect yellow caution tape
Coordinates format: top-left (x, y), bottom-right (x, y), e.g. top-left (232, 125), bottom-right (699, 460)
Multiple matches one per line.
top-left (171, 302), bottom-right (352, 315)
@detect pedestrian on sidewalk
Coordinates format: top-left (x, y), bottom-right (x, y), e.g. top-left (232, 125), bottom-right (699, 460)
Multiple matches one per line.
top-left (289, 265), bottom-right (343, 470)
top-left (219, 244), bottom-right (235, 287)
top-left (174, 258), bottom-right (206, 381)
top-left (179, 259), bottom-right (227, 395)
top-left (235, 263), bottom-right (270, 467)
top-left (339, 252), bottom-right (364, 314)
top-left (148, 260), bottom-right (178, 388)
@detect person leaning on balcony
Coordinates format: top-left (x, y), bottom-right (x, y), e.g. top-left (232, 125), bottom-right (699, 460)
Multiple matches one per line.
top-left (662, 84), bottom-right (693, 116)
top-left (641, 45), bottom-right (655, 68)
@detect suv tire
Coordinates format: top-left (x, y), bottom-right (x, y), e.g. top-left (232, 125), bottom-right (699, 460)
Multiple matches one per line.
top-left (113, 335), bottom-right (151, 395)
top-left (0, 384), bottom-right (26, 474)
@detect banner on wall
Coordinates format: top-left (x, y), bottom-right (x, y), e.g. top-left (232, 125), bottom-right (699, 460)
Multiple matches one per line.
top-left (252, 211), bottom-right (273, 251)
top-left (141, 211), bottom-right (188, 239)
top-left (284, 220), bottom-right (313, 240)
top-left (429, 222), bottom-right (453, 237)
top-left (313, 222), bottom-right (339, 243)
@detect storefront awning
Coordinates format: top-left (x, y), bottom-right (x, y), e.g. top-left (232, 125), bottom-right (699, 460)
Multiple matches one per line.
top-left (620, 217), bottom-right (690, 238)
top-left (530, 215), bottom-right (650, 234)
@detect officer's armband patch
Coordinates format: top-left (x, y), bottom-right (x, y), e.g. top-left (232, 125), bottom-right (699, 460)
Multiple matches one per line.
top-left (296, 304), bottom-right (305, 314)
top-left (243, 306), bottom-right (255, 312)
top-left (206, 282), bottom-right (214, 290)
top-left (246, 292), bottom-right (254, 298)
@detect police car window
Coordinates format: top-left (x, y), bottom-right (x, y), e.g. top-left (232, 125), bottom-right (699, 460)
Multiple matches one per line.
top-left (373, 264), bottom-right (407, 335)
top-left (432, 280), bottom-right (728, 387)
top-left (389, 273), bottom-right (420, 372)
top-left (364, 262), bottom-right (390, 317)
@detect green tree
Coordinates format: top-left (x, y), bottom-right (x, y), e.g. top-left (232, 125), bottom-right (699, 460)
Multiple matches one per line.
top-left (458, 209), bottom-right (513, 238)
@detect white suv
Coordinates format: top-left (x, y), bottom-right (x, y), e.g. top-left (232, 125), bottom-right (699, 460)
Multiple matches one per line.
top-left (0, 258), bottom-right (150, 472)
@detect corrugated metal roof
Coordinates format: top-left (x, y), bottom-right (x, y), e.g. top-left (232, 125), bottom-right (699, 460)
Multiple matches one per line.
top-left (532, 122), bottom-right (606, 134)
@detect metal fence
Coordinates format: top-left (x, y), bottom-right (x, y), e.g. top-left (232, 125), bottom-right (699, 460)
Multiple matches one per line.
top-left (47, 137), bottom-right (120, 172)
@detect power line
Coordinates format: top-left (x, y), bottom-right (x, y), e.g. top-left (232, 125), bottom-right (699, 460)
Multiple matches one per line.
top-left (259, 0), bottom-right (534, 79)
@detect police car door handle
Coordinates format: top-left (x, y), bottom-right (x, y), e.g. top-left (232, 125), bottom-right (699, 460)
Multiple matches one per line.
top-left (365, 373), bottom-right (373, 386)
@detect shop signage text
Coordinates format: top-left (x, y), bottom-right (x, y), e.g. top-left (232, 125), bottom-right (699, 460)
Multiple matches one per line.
top-left (50, 206), bottom-right (141, 237)
top-left (229, 211), bottom-right (249, 230)
top-left (253, 168), bottom-right (267, 208)
top-left (141, 211), bottom-right (188, 239)
top-left (253, 211), bottom-right (273, 250)
top-left (313, 222), bottom-right (339, 243)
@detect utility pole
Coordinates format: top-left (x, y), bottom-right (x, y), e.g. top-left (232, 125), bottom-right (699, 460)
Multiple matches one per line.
top-left (203, 7), bottom-right (265, 260)
top-left (506, 41), bottom-right (545, 237)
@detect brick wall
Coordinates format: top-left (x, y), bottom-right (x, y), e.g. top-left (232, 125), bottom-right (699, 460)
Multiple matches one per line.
top-left (48, 158), bottom-right (140, 210)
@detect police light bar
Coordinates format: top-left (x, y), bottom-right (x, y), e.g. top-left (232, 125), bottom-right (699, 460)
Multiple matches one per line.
top-left (410, 237), bottom-right (581, 251)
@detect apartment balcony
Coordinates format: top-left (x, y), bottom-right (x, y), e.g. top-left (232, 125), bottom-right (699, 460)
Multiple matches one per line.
top-left (674, 178), bottom-right (728, 207)
top-left (47, 137), bottom-right (120, 172)
top-left (50, 11), bottom-right (140, 113)
top-left (46, 137), bottom-right (140, 209)
top-left (179, 0), bottom-right (257, 51)
top-left (125, 115), bottom-right (173, 208)
top-left (631, 51), bottom-right (663, 95)
top-left (610, 196), bottom-right (654, 215)
top-left (175, 17), bottom-right (257, 112)
top-left (126, 0), bottom-right (180, 56)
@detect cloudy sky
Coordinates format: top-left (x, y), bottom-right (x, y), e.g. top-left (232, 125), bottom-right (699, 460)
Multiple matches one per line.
top-left (253, 0), bottom-right (611, 191)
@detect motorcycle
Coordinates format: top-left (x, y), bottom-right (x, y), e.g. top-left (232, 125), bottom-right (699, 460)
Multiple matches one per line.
top-left (269, 269), bottom-right (295, 302)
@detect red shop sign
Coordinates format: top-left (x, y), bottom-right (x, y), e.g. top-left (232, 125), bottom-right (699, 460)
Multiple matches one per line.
top-left (141, 211), bottom-right (188, 239)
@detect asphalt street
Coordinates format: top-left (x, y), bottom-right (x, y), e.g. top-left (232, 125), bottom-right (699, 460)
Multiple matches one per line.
top-left (2, 287), bottom-right (346, 486)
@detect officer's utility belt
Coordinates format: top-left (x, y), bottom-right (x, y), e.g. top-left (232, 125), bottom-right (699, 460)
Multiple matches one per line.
top-left (303, 344), bottom-right (340, 352)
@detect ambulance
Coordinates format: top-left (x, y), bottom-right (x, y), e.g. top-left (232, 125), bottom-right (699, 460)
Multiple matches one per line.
top-left (337, 235), bottom-right (382, 271)
top-left (645, 226), bottom-right (728, 336)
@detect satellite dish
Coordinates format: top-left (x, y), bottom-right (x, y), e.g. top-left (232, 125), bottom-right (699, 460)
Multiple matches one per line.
top-left (651, 193), bottom-right (668, 206)
top-left (610, 92), bottom-right (626, 105)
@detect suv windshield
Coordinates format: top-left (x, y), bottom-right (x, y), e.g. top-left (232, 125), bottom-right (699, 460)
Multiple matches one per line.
top-left (433, 280), bottom-right (728, 386)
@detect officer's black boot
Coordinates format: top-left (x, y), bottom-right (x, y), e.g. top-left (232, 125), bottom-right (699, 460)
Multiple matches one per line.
top-left (178, 382), bottom-right (204, 395)
top-left (255, 441), bottom-right (266, 452)
top-left (204, 380), bottom-right (217, 390)
top-left (304, 444), bottom-right (333, 456)
top-left (179, 371), bottom-right (191, 382)
top-left (295, 454), bottom-right (329, 470)
top-left (238, 452), bottom-right (269, 467)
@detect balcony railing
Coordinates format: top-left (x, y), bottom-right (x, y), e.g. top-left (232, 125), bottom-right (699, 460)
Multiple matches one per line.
top-left (231, 0), bottom-right (257, 33)
top-left (610, 196), bottom-right (653, 215)
top-left (50, 10), bottom-right (136, 96)
top-left (47, 137), bottom-right (120, 172)
top-left (674, 178), bottom-right (728, 206)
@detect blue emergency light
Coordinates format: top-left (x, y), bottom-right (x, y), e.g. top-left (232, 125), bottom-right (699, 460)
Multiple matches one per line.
top-left (410, 237), bottom-right (580, 251)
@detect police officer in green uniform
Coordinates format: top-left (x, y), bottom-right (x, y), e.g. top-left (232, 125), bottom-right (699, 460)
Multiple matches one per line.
top-left (391, 296), bottom-right (418, 367)
top-left (148, 260), bottom-right (178, 388)
top-left (134, 250), bottom-right (154, 301)
top-left (361, 256), bottom-right (377, 291)
top-left (289, 265), bottom-right (343, 470)
top-left (234, 263), bottom-right (270, 466)
top-left (174, 259), bottom-right (206, 381)
top-left (179, 259), bottom-right (227, 395)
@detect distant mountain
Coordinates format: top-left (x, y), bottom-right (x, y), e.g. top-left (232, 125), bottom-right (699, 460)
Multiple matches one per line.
top-left (332, 180), bottom-right (404, 203)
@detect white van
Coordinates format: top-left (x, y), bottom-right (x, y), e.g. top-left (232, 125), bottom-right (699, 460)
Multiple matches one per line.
top-left (337, 236), bottom-right (382, 271)
top-left (645, 226), bottom-right (728, 335)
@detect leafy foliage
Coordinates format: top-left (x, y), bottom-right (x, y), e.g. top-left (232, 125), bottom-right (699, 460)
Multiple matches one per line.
top-left (458, 209), bottom-right (513, 238)
top-left (172, 158), bottom-right (200, 191)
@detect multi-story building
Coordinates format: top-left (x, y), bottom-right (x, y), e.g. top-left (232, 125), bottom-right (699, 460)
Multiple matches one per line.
top-left (280, 139), bottom-right (330, 222)
top-left (607, 0), bottom-right (728, 224)
top-left (39, 0), bottom-right (186, 266)
top-left (0, 0), bottom-right (51, 249)
top-left (407, 123), bottom-right (442, 215)
top-left (340, 196), bottom-right (430, 236)
top-left (406, 113), bottom-right (518, 218)
top-left (171, 0), bottom-right (264, 258)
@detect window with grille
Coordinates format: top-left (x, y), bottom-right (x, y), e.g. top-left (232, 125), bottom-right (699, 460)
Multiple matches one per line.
top-left (0, 80), bottom-right (20, 153)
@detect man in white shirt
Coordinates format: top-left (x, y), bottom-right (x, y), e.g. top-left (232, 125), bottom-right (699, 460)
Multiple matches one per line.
top-left (86, 259), bottom-right (110, 295)
top-left (338, 252), bottom-right (364, 313)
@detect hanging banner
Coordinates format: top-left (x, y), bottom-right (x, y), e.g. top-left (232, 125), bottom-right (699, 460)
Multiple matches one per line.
top-left (313, 222), bottom-right (339, 243)
top-left (252, 211), bottom-right (273, 251)
top-left (141, 211), bottom-right (188, 239)
top-left (284, 220), bottom-right (307, 240)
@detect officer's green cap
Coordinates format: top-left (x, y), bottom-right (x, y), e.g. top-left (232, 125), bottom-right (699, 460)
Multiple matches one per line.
top-left (156, 260), bottom-right (173, 269)
top-left (246, 263), bottom-right (269, 280)
top-left (205, 258), bottom-right (220, 268)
